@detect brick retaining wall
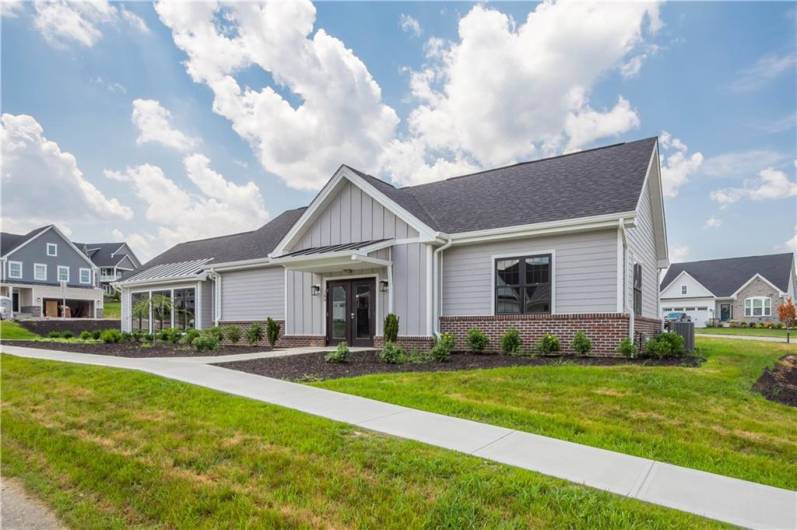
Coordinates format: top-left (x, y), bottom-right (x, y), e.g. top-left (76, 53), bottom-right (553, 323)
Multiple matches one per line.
top-left (374, 335), bottom-right (435, 351)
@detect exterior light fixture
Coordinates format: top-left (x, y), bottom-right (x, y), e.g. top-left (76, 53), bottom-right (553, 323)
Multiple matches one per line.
top-left (379, 280), bottom-right (389, 292)
top-left (311, 284), bottom-right (321, 296)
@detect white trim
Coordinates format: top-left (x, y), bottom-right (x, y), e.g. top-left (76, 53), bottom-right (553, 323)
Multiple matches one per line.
top-left (661, 270), bottom-right (717, 297)
top-left (425, 244), bottom-right (433, 336)
top-left (489, 249), bottom-right (556, 315)
top-left (8, 260), bottom-right (22, 279)
top-left (320, 273), bottom-right (380, 341)
top-left (284, 268), bottom-right (289, 333)
top-left (115, 272), bottom-right (209, 289)
top-left (33, 263), bottom-right (47, 282)
top-left (46, 242), bottom-right (57, 256)
top-left (5, 225), bottom-right (97, 269)
top-left (79, 267), bottom-right (92, 285)
top-left (196, 281), bottom-right (203, 330)
top-left (744, 296), bottom-right (772, 318)
top-left (730, 273), bottom-right (785, 299)
top-left (57, 265), bottom-right (70, 283)
top-left (616, 224), bottom-right (624, 312)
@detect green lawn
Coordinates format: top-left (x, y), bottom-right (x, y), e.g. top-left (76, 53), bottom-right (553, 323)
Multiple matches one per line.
top-left (103, 297), bottom-right (121, 319)
top-left (0, 355), bottom-right (722, 529)
top-left (317, 338), bottom-right (797, 490)
top-left (698, 326), bottom-right (793, 338)
top-left (0, 320), bottom-right (39, 340)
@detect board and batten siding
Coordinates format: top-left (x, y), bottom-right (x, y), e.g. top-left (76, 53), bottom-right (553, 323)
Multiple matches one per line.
top-left (390, 243), bottom-right (428, 336)
top-left (625, 180), bottom-right (660, 319)
top-left (442, 230), bottom-right (618, 316)
top-left (200, 279), bottom-right (214, 329)
top-left (220, 267), bottom-right (284, 322)
top-left (292, 180), bottom-right (418, 251)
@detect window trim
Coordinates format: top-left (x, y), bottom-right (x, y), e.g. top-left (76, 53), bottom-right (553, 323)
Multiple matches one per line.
top-left (491, 250), bottom-right (555, 315)
top-left (33, 263), bottom-right (47, 281)
top-left (57, 265), bottom-right (70, 283)
top-left (46, 243), bottom-right (58, 256)
top-left (8, 260), bottom-right (23, 279)
top-left (79, 267), bottom-right (92, 285)
top-left (744, 296), bottom-right (771, 317)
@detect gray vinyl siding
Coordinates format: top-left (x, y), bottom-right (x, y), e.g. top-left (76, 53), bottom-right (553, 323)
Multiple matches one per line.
top-left (200, 279), bottom-right (214, 328)
top-left (292, 180), bottom-right (418, 251)
top-left (442, 230), bottom-right (618, 316)
top-left (5, 228), bottom-right (96, 289)
top-left (626, 180), bottom-right (659, 319)
top-left (220, 267), bottom-right (284, 321)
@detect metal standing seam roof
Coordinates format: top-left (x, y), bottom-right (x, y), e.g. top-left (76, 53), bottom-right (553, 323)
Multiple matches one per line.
top-left (119, 259), bottom-right (212, 284)
top-left (278, 239), bottom-right (391, 258)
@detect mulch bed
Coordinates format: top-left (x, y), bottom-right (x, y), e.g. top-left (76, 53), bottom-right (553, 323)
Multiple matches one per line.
top-left (5, 340), bottom-right (270, 358)
top-left (754, 354), bottom-right (797, 407)
top-left (218, 350), bottom-right (704, 381)
top-left (16, 319), bottom-right (121, 336)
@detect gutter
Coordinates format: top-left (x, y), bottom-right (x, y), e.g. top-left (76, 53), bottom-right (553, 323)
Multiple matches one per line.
top-left (432, 237), bottom-right (454, 336)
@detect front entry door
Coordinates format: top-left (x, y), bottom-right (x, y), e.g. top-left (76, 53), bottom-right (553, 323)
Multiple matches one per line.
top-left (720, 303), bottom-right (732, 322)
top-left (326, 279), bottom-right (375, 347)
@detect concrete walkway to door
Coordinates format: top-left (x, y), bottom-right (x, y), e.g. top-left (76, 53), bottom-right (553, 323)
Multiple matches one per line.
top-left (2, 344), bottom-right (795, 530)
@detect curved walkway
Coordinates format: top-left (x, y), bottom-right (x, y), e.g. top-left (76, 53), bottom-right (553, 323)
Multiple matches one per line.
top-left (2, 344), bottom-right (795, 530)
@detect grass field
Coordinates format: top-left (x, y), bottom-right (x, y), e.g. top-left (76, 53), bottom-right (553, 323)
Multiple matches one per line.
top-left (318, 338), bottom-right (797, 490)
top-left (0, 320), bottom-right (39, 340)
top-left (103, 297), bottom-right (121, 319)
top-left (697, 326), bottom-right (792, 338)
top-left (0, 355), bottom-right (722, 529)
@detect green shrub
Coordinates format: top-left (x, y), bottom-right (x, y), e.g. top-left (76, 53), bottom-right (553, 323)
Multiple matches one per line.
top-left (100, 329), bottom-right (122, 344)
top-left (571, 331), bottom-right (592, 356)
top-left (467, 328), bottom-right (489, 353)
top-left (48, 331), bottom-right (62, 339)
top-left (266, 317), bottom-right (281, 347)
top-left (501, 328), bottom-right (522, 355)
top-left (120, 331), bottom-right (135, 343)
top-left (246, 322), bottom-right (265, 345)
top-left (384, 313), bottom-right (399, 343)
top-left (380, 341), bottom-right (404, 364)
top-left (61, 330), bottom-right (74, 339)
top-left (204, 326), bottom-right (225, 342)
top-left (193, 334), bottom-right (219, 352)
top-left (79, 330), bottom-right (93, 340)
top-left (773, 322), bottom-right (784, 329)
top-left (325, 341), bottom-right (350, 363)
top-left (224, 325), bottom-right (241, 344)
top-left (157, 327), bottom-right (181, 343)
top-left (645, 332), bottom-right (685, 359)
top-left (616, 337), bottom-right (637, 358)
top-left (142, 333), bottom-right (154, 343)
top-left (92, 330), bottom-right (102, 340)
top-left (178, 329), bottom-right (200, 346)
top-left (431, 332), bottom-right (455, 362)
top-left (537, 333), bottom-right (561, 355)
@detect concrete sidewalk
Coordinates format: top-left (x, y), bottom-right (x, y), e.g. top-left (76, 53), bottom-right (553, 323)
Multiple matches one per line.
top-left (697, 333), bottom-right (794, 344)
top-left (2, 344), bottom-right (795, 529)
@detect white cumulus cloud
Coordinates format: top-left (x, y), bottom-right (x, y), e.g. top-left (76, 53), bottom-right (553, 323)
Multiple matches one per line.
top-left (785, 226), bottom-right (797, 252)
top-left (669, 245), bottom-right (690, 263)
top-left (32, 0), bottom-right (148, 48)
top-left (400, 14), bottom-right (421, 37)
top-left (703, 217), bottom-right (722, 229)
top-left (1, 113), bottom-right (132, 234)
top-left (132, 99), bottom-right (196, 152)
top-left (659, 131), bottom-right (703, 199)
top-left (729, 52), bottom-right (796, 93)
top-left (710, 167), bottom-right (797, 206)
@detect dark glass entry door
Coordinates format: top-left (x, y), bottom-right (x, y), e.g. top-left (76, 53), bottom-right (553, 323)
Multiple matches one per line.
top-left (720, 303), bottom-right (731, 322)
top-left (326, 278), bottom-right (375, 347)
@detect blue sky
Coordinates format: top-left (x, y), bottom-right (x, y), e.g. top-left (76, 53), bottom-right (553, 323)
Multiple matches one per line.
top-left (1, 1), bottom-right (795, 262)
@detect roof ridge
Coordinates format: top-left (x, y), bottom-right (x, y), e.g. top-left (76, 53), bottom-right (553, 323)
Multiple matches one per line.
top-left (672, 252), bottom-right (794, 265)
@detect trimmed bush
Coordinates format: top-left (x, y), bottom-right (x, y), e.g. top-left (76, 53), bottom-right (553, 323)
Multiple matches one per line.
top-left (224, 325), bottom-right (241, 344)
top-left (79, 331), bottom-right (93, 340)
top-left (501, 328), bottom-right (522, 355)
top-left (467, 328), bottom-right (489, 353)
top-left (645, 332), bottom-right (685, 359)
top-left (571, 331), bottom-right (592, 356)
top-left (325, 341), bottom-right (350, 363)
top-left (246, 322), bottom-right (265, 345)
top-left (157, 327), bottom-right (181, 343)
top-left (91, 330), bottom-right (102, 340)
top-left (616, 338), bottom-right (637, 358)
top-left (431, 332), bottom-right (455, 362)
top-left (204, 326), bottom-right (225, 342)
top-left (537, 333), bottom-right (561, 355)
top-left (61, 330), bottom-right (74, 339)
top-left (120, 331), bottom-right (135, 343)
top-left (142, 333), bottom-right (154, 343)
top-left (179, 329), bottom-right (200, 346)
top-left (266, 317), bottom-right (281, 347)
top-left (384, 313), bottom-right (399, 343)
top-left (100, 329), bottom-right (122, 344)
top-left (193, 334), bottom-right (219, 352)
top-left (380, 341), bottom-right (404, 364)
top-left (48, 331), bottom-right (62, 339)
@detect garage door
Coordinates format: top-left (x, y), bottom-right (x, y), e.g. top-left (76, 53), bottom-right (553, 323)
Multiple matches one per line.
top-left (664, 305), bottom-right (711, 327)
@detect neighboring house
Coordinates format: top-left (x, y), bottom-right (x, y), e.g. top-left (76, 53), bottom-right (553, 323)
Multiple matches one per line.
top-left (0, 225), bottom-right (104, 318)
top-left (659, 253), bottom-right (796, 327)
top-left (117, 137), bottom-right (667, 354)
top-left (75, 242), bottom-right (141, 294)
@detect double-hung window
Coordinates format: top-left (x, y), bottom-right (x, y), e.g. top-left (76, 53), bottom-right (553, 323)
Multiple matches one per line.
top-left (79, 268), bottom-right (92, 285)
top-left (57, 266), bottom-right (70, 283)
top-left (8, 261), bottom-right (22, 279)
top-left (46, 243), bottom-right (57, 256)
top-left (744, 297), bottom-right (771, 317)
top-left (633, 263), bottom-right (643, 316)
top-left (34, 263), bottom-right (47, 281)
top-left (495, 254), bottom-right (552, 314)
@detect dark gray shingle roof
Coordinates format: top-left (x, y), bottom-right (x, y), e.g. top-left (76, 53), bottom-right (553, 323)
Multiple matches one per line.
top-left (346, 137), bottom-right (657, 234)
top-left (1, 226), bottom-right (50, 256)
top-left (660, 253), bottom-right (795, 297)
top-left (73, 242), bottom-right (138, 268)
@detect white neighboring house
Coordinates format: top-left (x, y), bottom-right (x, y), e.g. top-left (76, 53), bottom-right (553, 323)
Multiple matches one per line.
top-left (660, 253), bottom-right (796, 327)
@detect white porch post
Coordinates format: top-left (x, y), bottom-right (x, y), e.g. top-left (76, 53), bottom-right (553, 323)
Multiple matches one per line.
top-left (196, 281), bottom-right (203, 330)
top-left (426, 244), bottom-right (433, 337)
top-left (9, 285), bottom-right (13, 319)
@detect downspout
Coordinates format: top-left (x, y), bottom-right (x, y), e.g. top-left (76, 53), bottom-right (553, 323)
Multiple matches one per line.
top-left (619, 218), bottom-right (633, 341)
top-left (208, 269), bottom-right (221, 327)
top-left (432, 237), bottom-right (454, 336)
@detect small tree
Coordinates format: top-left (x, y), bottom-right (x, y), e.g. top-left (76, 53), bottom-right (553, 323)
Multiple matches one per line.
top-left (571, 331), bottom-right (592, 356)
top-left (266, 317), bottom-right (281, 347)
top-left (384, 313), bottom-right (399, 343)
top-left (467, 328), bottom-right (489, 353)
top-left (778, 297), bottom-right (796, 344)
top-left (246, 322), bottom-right (265, 345)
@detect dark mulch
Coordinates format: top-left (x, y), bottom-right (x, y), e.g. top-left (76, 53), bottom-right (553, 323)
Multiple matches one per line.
top-left (17, 319), bottom-right (120, 336)
top-left (5, 340), bottom-right (270, 358)
top-left (219, 350), bottom-right (704, 381)
top-left (754, 354), bottom-right (797, 408)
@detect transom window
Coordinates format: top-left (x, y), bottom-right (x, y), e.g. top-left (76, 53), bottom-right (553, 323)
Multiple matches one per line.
top-left (34, 263), bottom-right (47, 281)
top-left (744, 297), bottom-right (771, 317)
top-left (79, 268), bottom-right (92, 284)
top-left (57, 266), bottom-right (70, 282)
top-left (46, 243), bottom-right (57, 256)
top-left (495, 254), bottom-right (551, 314)
top-left (8, 261), bottom-right (22, 279)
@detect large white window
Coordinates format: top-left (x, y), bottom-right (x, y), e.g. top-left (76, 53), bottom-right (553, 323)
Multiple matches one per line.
top-left (8, 261), bottom-right (22, 279)
top-left (79, 268), bottom-right (92, 285)
top-left (57, 266), bottom-right (70, 283)
top-left (744, 297), bottom-right (771, 317)
top-left (34, 263), bottom-right (47, 281)
top-left (47, 243), bottom-right (57, 256)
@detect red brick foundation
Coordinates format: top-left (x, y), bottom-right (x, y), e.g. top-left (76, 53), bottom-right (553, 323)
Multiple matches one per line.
top-left (218, 319), bottom-right (327, 348)
top-left (278, 335), bottom-right (326, 347)
top-left (633, 316), bottom-right (662, 350)
top-left (374, 335), bottom-right (435, 351)
top-left (439, 313), bottom-right (658, 356)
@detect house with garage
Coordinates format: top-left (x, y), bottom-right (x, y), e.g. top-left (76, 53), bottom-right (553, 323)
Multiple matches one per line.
top-left (74, 241), bottom-right (141, 294)
top-left (117, 137), bottom-right (667, 354)
top-left (660, 253), bottom-right (796, 327)
top-left (1, 225), bottom-right (104, 318)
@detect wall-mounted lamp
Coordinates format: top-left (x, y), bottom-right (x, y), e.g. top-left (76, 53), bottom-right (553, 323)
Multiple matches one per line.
top-left (311, 284), bottom-right (321, 296)
top-left (379, 280), bottom-right (389, 292)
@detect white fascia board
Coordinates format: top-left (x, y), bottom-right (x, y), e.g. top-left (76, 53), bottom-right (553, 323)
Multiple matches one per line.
top-left (449, 211), bottom-right (636, 245)
top-left (660, 270), bottom-right (716, 297)
top-left (730, 273), bottom-right (785, 299)
top-left (208, 257), bottom-right (273, 272)
top-left (634, 142), bottom-right (668, 265)
top-left (114, 274), bottom-right (207, 289)
top-left (271, 165), bottom-right (439, 256)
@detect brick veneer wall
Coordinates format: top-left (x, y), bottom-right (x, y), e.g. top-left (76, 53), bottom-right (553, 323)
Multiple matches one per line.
top-left (633, 316), bottom-right (662, 349)
top-left (374, 335), bottom-right (435, 351)
top-left (219, 319), bottom-right (327, 348)
top-left (439, 313), bottom-right (649, 356)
